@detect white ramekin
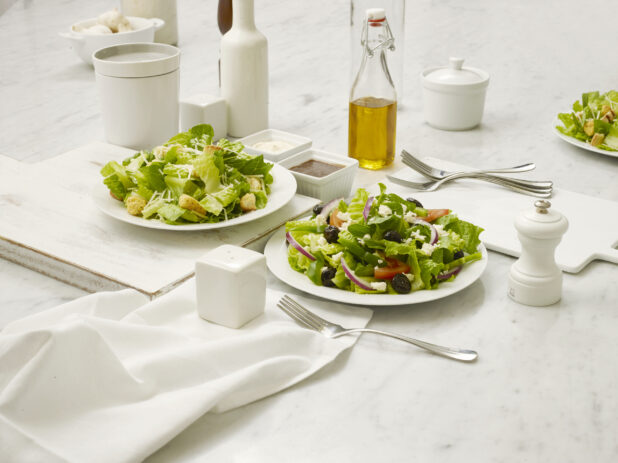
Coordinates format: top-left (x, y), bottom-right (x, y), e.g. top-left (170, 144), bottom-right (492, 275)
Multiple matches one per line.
top-left (278, 149), bottom-right (358, 202)
top-left (60, 17), bottom-right (165, 66)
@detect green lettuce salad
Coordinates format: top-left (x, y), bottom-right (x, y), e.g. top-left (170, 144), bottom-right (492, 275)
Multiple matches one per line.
top-left (285, 184), bottom-right (484, 295)
top-left (556, 90), bottom-right (618, 151)
top-left (100, 124), bottom-right (274, 225)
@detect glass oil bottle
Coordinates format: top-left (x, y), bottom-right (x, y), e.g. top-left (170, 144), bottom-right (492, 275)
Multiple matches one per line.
top-left (348, 8), bottom-right (397, 170)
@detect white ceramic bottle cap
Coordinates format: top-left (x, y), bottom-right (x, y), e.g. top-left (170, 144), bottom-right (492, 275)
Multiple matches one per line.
top-left (366, 8), bottom-right (386, 20)
top-left (424, 57), bottom-right (488, 87)
top-left (93, 42), bottom-right (180, 78)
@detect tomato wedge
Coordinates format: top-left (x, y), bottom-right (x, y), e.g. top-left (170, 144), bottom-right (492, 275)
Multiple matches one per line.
top-left (329, 208), bottom-right (345, 227)
top-left (420, 208), bottom-right (449, 222)
top-left (374, 258), bottom-right (410, 280)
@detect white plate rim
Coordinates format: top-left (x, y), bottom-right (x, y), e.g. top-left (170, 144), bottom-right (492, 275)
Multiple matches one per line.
top-left (553, 119), bottom-right (618, 158)
top-left (265, 227), bottom-right (488, 307)
top-left (92, 163), bottom-right (297, 230)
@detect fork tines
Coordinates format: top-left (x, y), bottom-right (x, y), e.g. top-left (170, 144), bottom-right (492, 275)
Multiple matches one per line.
top-left (277, 295), bottom-right (327, 331)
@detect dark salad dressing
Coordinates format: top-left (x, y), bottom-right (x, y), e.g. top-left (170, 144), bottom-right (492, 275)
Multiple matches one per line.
top-left (289, 159), bottom-right (344, 177)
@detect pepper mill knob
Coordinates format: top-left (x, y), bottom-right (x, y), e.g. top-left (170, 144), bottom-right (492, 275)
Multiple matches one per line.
top-left (508, 200), bottom-right (569, 306)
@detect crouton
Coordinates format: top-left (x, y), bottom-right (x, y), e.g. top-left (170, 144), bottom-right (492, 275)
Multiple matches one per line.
top-left (203, 145), bottom-right (224, 155)
top-left (125, 194), bottom-right (147, 216)
top-left (590, 133), bottom-right (605, 147)
top-left (601, 105), bottom-right (615, 123)
top-left (248, 177), bottom-right (262, 191)
top-left (179, 194), bottom-right (206, 215)
top-left (240, 193), bottom-right (257, 212)
top-left (583, 119), bottom-right (595, 137)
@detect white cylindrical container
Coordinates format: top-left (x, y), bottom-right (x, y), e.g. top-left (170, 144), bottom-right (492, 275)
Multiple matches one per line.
top-left (121, 0), bottom-right (178, 45)
top-left (220, 0), bottom-right (268, 137)
top-left (93, 43), bottom-right (180, 150)
top-left (421, 57), bottom-right (489, 131)
top-left (508, 200), bottom-right (569, 307)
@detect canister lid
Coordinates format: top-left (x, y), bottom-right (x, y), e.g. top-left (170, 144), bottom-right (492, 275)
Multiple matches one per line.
top-left (422, 57), bottom-right (489, 92)
top-left (93, 43), bottom-right (180, 78)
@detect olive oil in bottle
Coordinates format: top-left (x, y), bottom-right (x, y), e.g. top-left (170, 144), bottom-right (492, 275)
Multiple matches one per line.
top-left (349, 96), bottom-right (397, 169)
top-left (348, 8), bottom-right (397, 170)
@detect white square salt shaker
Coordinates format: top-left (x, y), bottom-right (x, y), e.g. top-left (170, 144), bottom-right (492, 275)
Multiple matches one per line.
top-left (180, 93), bottom-right (227, 140)
top-left (195, 245), bottom-right (266, 328)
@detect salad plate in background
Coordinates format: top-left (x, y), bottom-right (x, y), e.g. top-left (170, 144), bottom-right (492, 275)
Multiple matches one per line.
top-left (93, 124), bottom-right (297, 230)
top-left (555, 90), bottom-right (618, 158)
top-left (265, 186), bottom-right (487, 306)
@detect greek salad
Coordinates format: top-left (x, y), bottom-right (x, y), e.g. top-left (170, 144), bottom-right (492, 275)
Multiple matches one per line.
top-left (100, 124), bottom-right (274, 225)
top-left (284, 185), bottom-right (484, 294)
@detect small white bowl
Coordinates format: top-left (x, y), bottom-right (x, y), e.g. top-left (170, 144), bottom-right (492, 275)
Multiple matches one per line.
top-left (421, 57), bottom-right (489, 131)
top-left (279, 149), bottom-right (358, 202)
top-left (60, 16), bottom-right (165, 65)
top-left (239, 129), bottom-right (312, 162)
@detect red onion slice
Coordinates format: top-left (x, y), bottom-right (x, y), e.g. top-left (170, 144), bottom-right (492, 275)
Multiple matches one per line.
top-left (411, 218), bottom-right (438, 245)
top-left (362, 196), bottom-right (374, 221)
top-left (286, 231), bottom-right (315, 261)
top-left (318, 197), bottom-right (342, 219)
top-left (437, 266), bottom-right (462, 280)
top-left (340, 257), bottom-right (375, 291)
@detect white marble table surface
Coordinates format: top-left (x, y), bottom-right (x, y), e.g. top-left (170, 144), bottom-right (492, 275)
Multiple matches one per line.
top-left (1, 0), bottom-right (617, 461)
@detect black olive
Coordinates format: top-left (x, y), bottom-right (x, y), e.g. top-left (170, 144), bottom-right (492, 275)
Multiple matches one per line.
top-left (323, 225), bottom-right (340, 243)
top-left (383, 230), bottom-right (402, 243)
top-left (391, 273), bottom-right (411, 294)
top-left (313, 204), bottom-right (324, 215)
top-left (406, 197), bottom-right (423, 208)
top-left (321, 267), bottom-right (337, 287)
top-left (453, 250), bottom-right (464, 260)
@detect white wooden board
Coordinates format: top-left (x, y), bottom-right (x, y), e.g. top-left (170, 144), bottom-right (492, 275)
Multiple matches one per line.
top-left (0, 143), bottom-right (319, 297)
top-left (387, 158), bottom-right (618, 273)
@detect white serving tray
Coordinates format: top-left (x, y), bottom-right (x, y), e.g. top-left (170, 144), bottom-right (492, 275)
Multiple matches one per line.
top-left (387, 158), bottom-right (618, 273)
top-left (0, 142), bottom-right (319, 297)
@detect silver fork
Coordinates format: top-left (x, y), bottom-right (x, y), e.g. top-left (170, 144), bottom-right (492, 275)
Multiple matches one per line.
top-left (387, 173), bottom-right (553, 197)
top-left (400, 151), bottom-right (553, 195)
top-left (277, 295), bottom-right (478, 362)
top-left (402, 149), bottom-right (536, 179)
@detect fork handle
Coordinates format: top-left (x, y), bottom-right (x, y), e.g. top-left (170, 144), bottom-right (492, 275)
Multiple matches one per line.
top-left (337, 328), bottom-right (478, 362)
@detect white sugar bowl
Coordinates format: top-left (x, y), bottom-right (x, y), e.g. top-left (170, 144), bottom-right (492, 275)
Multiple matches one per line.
top-left (421, 57), bottom-right (489, 131)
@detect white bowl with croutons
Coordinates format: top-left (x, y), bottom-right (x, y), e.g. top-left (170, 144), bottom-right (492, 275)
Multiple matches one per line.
top-left (60, 10), bottom-right (165, 65)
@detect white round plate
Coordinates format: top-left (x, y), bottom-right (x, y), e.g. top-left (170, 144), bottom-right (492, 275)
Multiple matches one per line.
top-left (265, 228), bottom-right (488, 307)
top-left (92, 163), bottom-right (297, 230)
top-left (553, 122), bottom-right (618, 158)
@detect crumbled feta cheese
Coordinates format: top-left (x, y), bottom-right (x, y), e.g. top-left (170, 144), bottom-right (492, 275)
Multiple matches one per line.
top-left (434, 224), bottom-right (446, 237)
top-left (378, 205), bottom-right (392, 217)
top-left (404, 273), bottom-right (414, 282)
top-left (331, 251), bottom-right (343, 263)
top-left (363, 234), bottom-right (371, 240)
top-left (317, 236), bottom-right (327, 246)
top-left (410, 230), bottom-right (425, 241)
top-left (421, 243), bottom-right (435, 255)
top-left (316, 214), bottom-right (327, 226)
top-left (370, 281), bottom-right (387, 291)
top-left (403, 211), bottom-right (417, 223)
top-left (404, 237), bottom-right (413, 245)
top-left (337, 211), bottom-right (351, 222)
top-left (340, 221), bottom-right (350, 231)
top-left (377, 259), bottom-right (384, 264)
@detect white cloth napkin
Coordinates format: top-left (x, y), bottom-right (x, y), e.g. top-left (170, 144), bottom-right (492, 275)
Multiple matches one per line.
top-left (0, 280), bottom-right (372, 463)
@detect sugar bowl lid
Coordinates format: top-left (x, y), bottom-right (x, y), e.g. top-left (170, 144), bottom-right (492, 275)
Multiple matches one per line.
top-left (422, 57), bottom-right (489, 91)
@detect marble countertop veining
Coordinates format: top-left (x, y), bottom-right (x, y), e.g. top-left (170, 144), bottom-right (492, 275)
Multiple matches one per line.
top-left (1, 0), bottom-right (617, 462)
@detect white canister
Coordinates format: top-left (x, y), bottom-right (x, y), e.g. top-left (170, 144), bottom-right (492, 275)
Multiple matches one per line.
top-left (421, 57), bottom-right (489, 131)
top-left (93, 43), bottom-right (180, 150)
top-left (121, 0), bottom-right (178, 45)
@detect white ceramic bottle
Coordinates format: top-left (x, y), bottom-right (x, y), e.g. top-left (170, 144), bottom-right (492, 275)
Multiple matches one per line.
top-left (220, 0), bottom-right (268, 137)
top-left (508, 200), bottom-right (569, 306)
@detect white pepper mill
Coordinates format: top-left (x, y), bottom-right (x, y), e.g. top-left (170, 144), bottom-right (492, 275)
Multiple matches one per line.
top-left (508, 200), bottom-right (569, 306)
